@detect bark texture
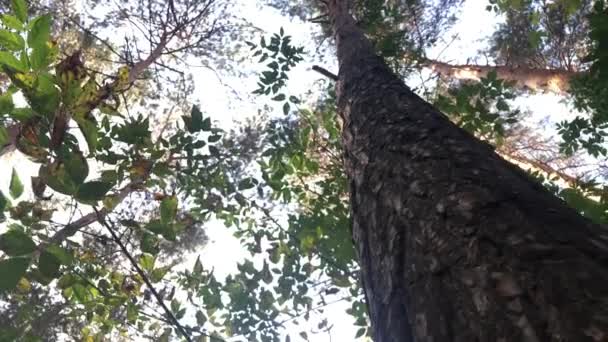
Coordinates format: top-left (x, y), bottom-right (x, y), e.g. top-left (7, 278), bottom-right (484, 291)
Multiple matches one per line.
top-left (424, 59), bottom-right (581, 94)
top-left (327, 1), bottom-right (608, 341)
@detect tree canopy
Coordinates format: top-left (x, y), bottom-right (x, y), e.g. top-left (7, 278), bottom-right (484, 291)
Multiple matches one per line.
top-left (0, 0), bottom-right (607, 341)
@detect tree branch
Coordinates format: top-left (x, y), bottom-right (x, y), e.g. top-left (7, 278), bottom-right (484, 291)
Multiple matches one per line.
top-left (93, 207), bottom-right (194, 342)
top-left (421, 58), bottom-right (582, 94)
top-left (312, 65), bottom-right (338, 81)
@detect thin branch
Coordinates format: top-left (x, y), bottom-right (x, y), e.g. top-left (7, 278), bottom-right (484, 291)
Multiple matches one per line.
top-left (47, 181), bottom-right (142, 245)
top-left (93, 207), bottom-right (193, 342)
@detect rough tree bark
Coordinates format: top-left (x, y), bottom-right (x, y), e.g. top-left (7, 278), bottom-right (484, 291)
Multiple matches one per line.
top-left (326, 1), bottom-right (608, 341)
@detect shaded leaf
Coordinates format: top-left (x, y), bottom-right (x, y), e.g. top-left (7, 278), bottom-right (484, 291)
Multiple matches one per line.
top-left (193, 255), bottom-right (203, 274)
top-left (75, 181), bottom-right (113, 203)
top-left (283, 102), bottom-right (290, 115)
top-left (45, 245), bottom-right (73, 265)
top-left (0, 257), bottom-right (28, 292)
top-left (0, 126), bottom-right (9, 146)
top-left (191, 105), bottom-right (204, 132)
top-left (64, 151), bottom-right (89, 186)
top-left (160, 196), bottom-right (178, 224)
top-left (38, 250), bottom-right (60, 278)
top-left (0, 229), bottom-right (35, 256)
top-left (40, 162), bottom-right (77, 195)
top-left (0, 190), bottom-right (7, 214)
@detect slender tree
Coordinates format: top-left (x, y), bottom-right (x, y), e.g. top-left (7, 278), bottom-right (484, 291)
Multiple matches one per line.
top-left (323, 0), bottom-right (608, 341)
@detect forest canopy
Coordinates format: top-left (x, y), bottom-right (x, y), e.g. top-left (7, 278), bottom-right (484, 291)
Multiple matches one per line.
top-left (0, 0), bottom-right (607, 341)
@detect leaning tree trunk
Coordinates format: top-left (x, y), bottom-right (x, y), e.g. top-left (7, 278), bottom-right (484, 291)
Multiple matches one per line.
top-left (423, 59), bottom-right (580, 94)
top-left (326, 1), bottom-right (608, 341)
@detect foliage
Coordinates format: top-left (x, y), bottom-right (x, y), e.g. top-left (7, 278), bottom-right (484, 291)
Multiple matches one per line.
top-left (434, 70), bottom-right (521, 141)
top-left (2, 0), bottom-right (608, 340)
top-left (486, 0), bottom-right (593, 69)
top-left (559, 0), bottom-right (608, 157)
top-left (0, 2), bottom-right (246, 341)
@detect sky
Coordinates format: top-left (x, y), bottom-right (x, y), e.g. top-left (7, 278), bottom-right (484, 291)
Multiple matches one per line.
top-left (0, 0), bottom-right (589, 341)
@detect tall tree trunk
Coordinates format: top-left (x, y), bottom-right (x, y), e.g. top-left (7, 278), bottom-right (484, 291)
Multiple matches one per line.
top-left (326, 1), bottom-right (608, 341)
top-left (423, 59), bottom-right (580, 94)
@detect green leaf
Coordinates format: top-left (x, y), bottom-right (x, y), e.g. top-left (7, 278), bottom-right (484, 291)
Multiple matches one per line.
top-left (38, 250), bottom-right (61, 278)
top-left (64, 151), bottom-right (89, 186)
top-left (207, 134), bottom-right (222, 143)
top-left (0, 29), bottom-right (24, 51)
top-left (272, 93), bottom-right (286, 101)
top-left (171, 299), bottom-right (181, 313)
top-left (28, 73), bottom-right (59, 114)
top-left (141, 232), bottom-right (159, 255)
top-left (0, 51), bottom-right (25, 72)
top-left (190, 105), bottom-right (204, 132)
top-left (75, 181), bottom-right (113, 203)
top-left (139, 253), bottom-right (155, 272)
top-left (146, 220), bottom-right (176, 241)
top-left (145, 220), bottom-right (168, 234)
top-left (0, 93), bottom-right (14, 113)
top-left (160, 196), bottom-right (178, 224)
top-left (9, 168), bottom-right (23, 199)
top-left (151, 265), bottom-right (170, 283)
top-left (30, 42), bottom-right (50, 70)
top-left (238, 177), bottom-right (256, 190)
top-left (57, 274), bottom-right (76, 289)
top-left (196, 310), bottom-right (207, 326)
top-left (74, 116), bottom-right (98, 153)
top-left (0, 327), bottom-right (19, 341)
top-left (159, 329), bottom-right (171, 342)
top-left (182, 115), bottom-right (193, 132)
top-left (0, 190), bottom-right (7, 214)
top-left (0, 126), bottom-right (9, 146)
top-left (72, 283), bottom-right (88, 302)
top-left (10, 107), bottom-right (32, 121)
top-left (496, 99), bottom-right (509, 111)
top-left (40, 162), bottom-right (78, 195)
top-left (283, 102), bottom-right (290, 115)
top-left (355, 327), bottom-right (366, 338)
top-left (0, 229), bottom-right (35, 256)
top-left (193, 255), bottom-right (203, 274)
top-left (27, 15), bottom-right (51, 49)
top-left (1, 15), bottom-right (23, 30)
top-left (45, 245), bottom-right (73, 265)
top-left (0, 257), bottom-right (29, 292)
top-left (161, 225), bottom-right (177, 242)
top-left (201, 117), bottom-right (212, 131)
top-left (10, 0), bottom-right (27, 23)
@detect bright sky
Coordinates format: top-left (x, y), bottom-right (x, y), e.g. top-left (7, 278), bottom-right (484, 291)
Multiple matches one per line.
top-left (0, 0), bottom-right (586, 341)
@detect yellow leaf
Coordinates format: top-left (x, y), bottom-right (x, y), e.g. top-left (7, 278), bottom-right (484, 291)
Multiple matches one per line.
top-left (114, 66), bottom-right (131, 90)
top-left (16, 277), bottom-right (31, 293)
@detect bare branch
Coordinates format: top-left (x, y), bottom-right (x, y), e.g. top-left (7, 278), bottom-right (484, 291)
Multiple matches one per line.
top-left (312, 65), bottom-right (338, 81)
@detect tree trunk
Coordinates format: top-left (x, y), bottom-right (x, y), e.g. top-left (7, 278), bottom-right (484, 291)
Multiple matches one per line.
top-left (424, 59), bottom-right (580, 94)
top-left (326, 1), bottom-right (608, 341)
